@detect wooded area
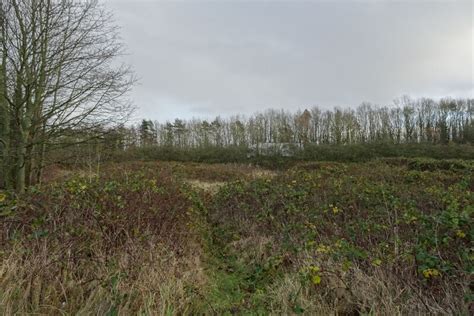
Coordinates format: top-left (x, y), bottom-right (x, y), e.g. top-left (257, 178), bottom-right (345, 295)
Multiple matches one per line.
top-left (0, 0), bottom-right (133, 192)
top-left (126, 97), bottom-right (473, 149)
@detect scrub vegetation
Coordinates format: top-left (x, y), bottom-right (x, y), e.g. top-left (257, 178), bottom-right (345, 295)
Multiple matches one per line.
top-left (1, 158), bottom-right (472, 314)
top-left (1, 1), bottom-right (472, 314)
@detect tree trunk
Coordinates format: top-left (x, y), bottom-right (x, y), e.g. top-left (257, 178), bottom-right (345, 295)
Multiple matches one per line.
top-left (0, 92), bottom-right (8, 189)
top-left (15, 133), bottom-right (26, 192)
top-left (35, 140), bottom-right (46, 185)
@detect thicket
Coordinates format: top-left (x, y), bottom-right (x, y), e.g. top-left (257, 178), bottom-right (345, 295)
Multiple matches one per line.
top-left (0, 163), bottom-right (204, 314)
top-left (207, 160), bottom-right (473, 314)
top-left (104, 143), bottom-right (473, 170)
top-left (1, 159), bottom-right (472, 314)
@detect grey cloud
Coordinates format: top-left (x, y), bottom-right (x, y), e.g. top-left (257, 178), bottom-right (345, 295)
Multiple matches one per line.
top-left (105, 0), bottom-right (473, 121)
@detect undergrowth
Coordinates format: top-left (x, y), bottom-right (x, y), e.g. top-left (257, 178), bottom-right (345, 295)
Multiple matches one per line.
top-left (0, 163), bottom-right (206, 314)
top-left (207, 159), bottom-right (473, 314)
top-left (1, 159), bottom-right (472, 314)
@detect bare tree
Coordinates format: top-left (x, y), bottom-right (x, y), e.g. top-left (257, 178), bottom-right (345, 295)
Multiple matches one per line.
top-left (0, 0), bottom-right (134, 191)
top-left (143, 96), bottom-right (472, 151)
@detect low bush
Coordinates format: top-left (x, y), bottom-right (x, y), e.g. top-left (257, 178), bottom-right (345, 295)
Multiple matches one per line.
top-left (1, 159), bottom-right (471, 314)
top-left (208, 160), bottom-right (473, 314)
top-left (0, 164), bottom-right (204, 314)
top-left (108, 143), bottom-right (473, 170)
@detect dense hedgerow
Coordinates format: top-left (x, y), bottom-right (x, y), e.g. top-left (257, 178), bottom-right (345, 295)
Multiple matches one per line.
top-left (106, 143), bottom-right (474, 170)
top-left (208, 159), bottom-right (473, 314)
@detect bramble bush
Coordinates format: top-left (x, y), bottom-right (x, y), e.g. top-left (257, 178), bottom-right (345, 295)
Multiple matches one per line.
top-left (207, 159), bottom-right (473, 314)
top-left (0, 158), bottom-right (472, 314)
top-left (0, 163), bottom-right (204, 314)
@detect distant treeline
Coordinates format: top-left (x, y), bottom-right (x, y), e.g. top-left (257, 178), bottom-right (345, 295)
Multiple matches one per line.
top-left (51, 96), bottom-right (474, 169)
top-left (120, 96), bottom-right (473, 149)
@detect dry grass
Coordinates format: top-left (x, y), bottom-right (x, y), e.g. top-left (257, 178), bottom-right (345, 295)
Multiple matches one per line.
top-left (0, 242), bottom-right (206, 315)
top-left (250, 169), bottom-right (277, 180)
top-left (267, 253), bottom-right (465, 315)
top-left (0, 164), bottom-right (208, 315)
top-left (186, 179), bottom-right (227, 194)
top-left (183, 162), bottom-right (276, 194)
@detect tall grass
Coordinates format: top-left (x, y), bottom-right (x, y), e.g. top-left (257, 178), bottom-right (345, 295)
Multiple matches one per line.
top-left (0, 164), bottom-right (205, 314)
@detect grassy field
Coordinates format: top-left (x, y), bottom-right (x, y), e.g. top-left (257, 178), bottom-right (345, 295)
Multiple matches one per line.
top-left (0, 158), bottom-right (472, 314)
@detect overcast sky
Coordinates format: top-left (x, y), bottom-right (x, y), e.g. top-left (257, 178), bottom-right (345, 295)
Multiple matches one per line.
top-left (104, 0), bottom-right (473, 122)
